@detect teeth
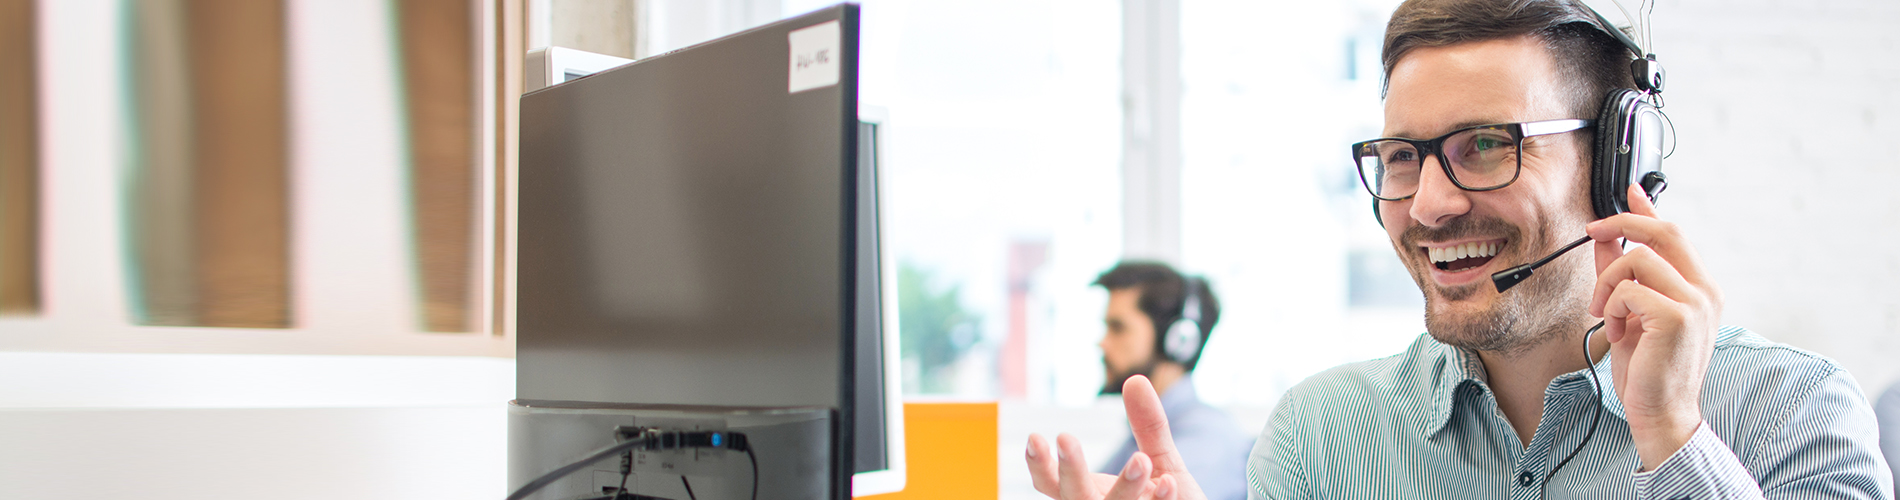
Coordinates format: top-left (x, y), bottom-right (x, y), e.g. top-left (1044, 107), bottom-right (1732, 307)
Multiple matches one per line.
top-left (1428, 241), bottom-right (1502, 263)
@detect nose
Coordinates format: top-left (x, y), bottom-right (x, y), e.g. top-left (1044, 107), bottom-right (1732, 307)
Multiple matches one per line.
top-left (1407, 154), bottom-right (1472, 227)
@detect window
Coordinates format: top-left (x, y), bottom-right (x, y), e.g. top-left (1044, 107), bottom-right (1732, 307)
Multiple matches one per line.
top-left (1179, 0), bottom-right (1416, 408)
top-left (0, 0), bottom-right (37, 316)
top-left (780, 0), bottom-right (1127, 402)
top-left (7, 0), bottom-right (516, 355)
top-left (394, 0), bottom-right (484, 332)
top-left (125, 0), bottom-right (293, 328)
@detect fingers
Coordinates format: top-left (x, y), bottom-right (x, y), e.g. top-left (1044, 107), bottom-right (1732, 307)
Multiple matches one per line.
top-left (1585, 186), bottom-right (1708, 287)
top-left (1152, 474), bottom-right (1178, 500)
top-left (1590, 245), bottom-right (1695, 318)
top-left (1625, 182), bottom-right (1660, 218)
top-left (1593, 236), bottom-right (1624, 276)
top-left (1027, 434), bottom-right (1061, 497)
top-left (1608, 314), bottom-right (1637, 392)
top-left (1599, 279), bottom-right (1683, 345)
top-left (1122, 375), bottom-right (1186, 472)
top-left (1102, 453), bottom-right (1157, 500)
top-left (1055, 433), bottom-right (1097, 499)
top-left (1600, 278), bottom-right (1712, 429)
top-left (1030, 432), bottom-right (1149, 500)
top-left (1028, 377), bottom-right (1199, 500)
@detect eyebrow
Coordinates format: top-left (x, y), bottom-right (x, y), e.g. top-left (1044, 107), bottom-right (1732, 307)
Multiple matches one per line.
top-left (1385, 119), bottom-right (1506, 140)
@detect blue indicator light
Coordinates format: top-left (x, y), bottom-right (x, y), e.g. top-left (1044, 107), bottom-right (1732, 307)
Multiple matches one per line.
top-left (712, 433), bottom-right (723, 447)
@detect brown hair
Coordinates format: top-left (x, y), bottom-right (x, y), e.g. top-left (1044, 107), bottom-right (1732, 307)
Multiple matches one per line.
top-left (1382, 0), bottom-right (1635, 120)
top-left (1094, 261), bottom-right (1221, 370)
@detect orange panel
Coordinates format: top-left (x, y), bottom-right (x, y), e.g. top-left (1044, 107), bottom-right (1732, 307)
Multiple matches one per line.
top-left (862, 402), bottom-right (999, 500)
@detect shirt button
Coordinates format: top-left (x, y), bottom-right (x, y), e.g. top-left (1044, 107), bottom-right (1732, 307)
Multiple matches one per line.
top-left (1517, 471), bottom-right (1535, 487)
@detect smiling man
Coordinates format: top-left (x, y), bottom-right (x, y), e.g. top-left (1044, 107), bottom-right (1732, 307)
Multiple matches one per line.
top-left (1024, 0), bottom-right (1893, 499)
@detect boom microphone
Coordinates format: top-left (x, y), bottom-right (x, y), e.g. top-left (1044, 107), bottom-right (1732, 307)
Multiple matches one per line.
top-left (1492, 172), bottom-right (1669, 294)
top-left (1491, 236), bottom-right (1592, 293)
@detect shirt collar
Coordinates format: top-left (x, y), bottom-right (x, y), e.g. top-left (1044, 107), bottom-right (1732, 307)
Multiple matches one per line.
top-left (1425, 342), bottom-right (1487, 437)
top-left (1422, 337), bottom-right (1628, 438)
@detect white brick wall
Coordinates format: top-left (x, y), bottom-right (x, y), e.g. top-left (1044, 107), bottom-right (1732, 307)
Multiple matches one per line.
top-left (1650, 0), bottom-right (1900, 395)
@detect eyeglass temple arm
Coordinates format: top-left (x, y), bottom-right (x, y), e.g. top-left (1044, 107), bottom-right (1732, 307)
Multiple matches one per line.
top-left (1520, 119), bottom-right (1593, 137)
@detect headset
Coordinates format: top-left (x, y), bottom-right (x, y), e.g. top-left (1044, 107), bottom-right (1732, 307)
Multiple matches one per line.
top-left (1372, 2), bottom-right (1671, 227)
top-left (1585, 5), bottom-right (1671, 219)
top-left (1160, 275), bottom-right (1206, 366)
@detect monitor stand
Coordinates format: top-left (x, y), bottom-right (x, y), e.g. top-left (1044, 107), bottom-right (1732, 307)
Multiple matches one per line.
top-left (509, 401), bottom-right (835, 500)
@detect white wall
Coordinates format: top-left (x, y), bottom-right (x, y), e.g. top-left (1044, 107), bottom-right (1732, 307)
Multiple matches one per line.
top-left (0, 406), bottom-right (505, 499)
top-left (0, 353), bottom-right (514, 500)
top-left (1651, 0), bottom-right (1900, 394)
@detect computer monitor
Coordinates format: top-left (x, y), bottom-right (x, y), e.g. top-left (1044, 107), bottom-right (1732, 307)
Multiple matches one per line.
top-left (852, 107), bottom-right (906, 495)
top-left (514, 4), bottom-right (904, 497)
top-left (523, 46), bottom-right (632, 93)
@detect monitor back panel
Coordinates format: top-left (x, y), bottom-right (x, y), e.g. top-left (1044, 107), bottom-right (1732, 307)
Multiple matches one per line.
top-left (517, 6), bottom-right (857, 414)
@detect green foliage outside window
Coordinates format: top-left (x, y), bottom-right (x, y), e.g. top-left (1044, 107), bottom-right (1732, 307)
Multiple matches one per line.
top-left (897, 262), bottom-right (981, 394)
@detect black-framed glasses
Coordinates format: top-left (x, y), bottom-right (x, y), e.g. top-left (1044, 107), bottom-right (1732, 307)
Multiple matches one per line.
top-left (1352, 119), bottom-right (1592, 201)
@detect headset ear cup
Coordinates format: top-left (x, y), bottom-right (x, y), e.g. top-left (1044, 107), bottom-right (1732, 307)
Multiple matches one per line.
top-left (1161, 278), bottom-right (1205, 366)
top-left (1591, 89), bottom-right (1640, 220)
top-left (1163, 319), bottom-right (1200, 365)
top-left (1591, 88), bottom-right (1666, 219)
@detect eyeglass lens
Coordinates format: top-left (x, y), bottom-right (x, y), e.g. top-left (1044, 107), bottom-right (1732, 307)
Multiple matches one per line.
top-left (1358, 126), bottom-right (1518, 199)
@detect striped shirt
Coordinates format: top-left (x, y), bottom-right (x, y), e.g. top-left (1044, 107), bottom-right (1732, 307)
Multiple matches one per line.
top-left (1246, 326), bottom-right (1893, 499)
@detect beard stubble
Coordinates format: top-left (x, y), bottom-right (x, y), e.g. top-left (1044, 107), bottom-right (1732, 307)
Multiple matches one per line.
top-left (1401, 215), bottom-right (1595, 356)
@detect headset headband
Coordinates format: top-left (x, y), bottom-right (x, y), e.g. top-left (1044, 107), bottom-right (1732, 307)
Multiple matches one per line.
top-left (1583, 2), bottom-right (1666, 94)
top-left (1585, 7), bottom-right (1647, 58)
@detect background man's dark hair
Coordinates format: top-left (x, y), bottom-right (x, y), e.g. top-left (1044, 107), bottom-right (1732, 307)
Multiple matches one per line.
top-left (1093, 261), bottom-right (1221, 370)
top-left (1382, 0), bottom-right (1635, 123)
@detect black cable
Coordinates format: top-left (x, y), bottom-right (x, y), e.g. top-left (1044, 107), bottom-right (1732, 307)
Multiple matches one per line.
top-left (1543, 320), bottom-right (1607, 492)
top-left (680, 476), bottom-right (696, 500)
top-left (616, 454), bottom-right (632, 500)
top-left (746, 448), bottom-right (759, 500)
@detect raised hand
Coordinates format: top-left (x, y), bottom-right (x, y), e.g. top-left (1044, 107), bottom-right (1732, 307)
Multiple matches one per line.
top-left (1025, 375), bottom-right (1206, 500)
top-left (1586, 183), bottom-right (1724, 471)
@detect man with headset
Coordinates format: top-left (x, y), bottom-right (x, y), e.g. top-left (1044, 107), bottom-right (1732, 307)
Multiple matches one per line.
top-left (1091, 262), bottom-right (1252, 500)
top-left (1024, 0), bottom-right (1892, 498)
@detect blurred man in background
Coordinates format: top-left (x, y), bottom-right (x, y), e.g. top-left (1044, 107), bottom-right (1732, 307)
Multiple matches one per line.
top-left (1091, 262), bottom-right (1252, 500)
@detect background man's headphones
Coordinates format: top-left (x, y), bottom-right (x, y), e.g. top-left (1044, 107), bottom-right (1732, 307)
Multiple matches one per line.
top-left (1373, 4), bottom-right (1671, 227)
top-left (1160, 275), bottom-right (1205, 365)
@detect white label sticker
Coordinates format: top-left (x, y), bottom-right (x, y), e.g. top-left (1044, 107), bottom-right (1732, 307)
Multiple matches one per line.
top-left (787, 20), bottom-right (841, 94)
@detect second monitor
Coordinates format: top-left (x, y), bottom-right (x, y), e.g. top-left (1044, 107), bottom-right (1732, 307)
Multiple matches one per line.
top-left (513, 4), bottom-right (903, 498)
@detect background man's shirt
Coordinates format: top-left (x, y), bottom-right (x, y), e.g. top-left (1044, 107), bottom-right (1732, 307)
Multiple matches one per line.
top-left (1100, 376), bottom-right (1256, 500)
top-left (1247, 326), bottom-right (1892, 500)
